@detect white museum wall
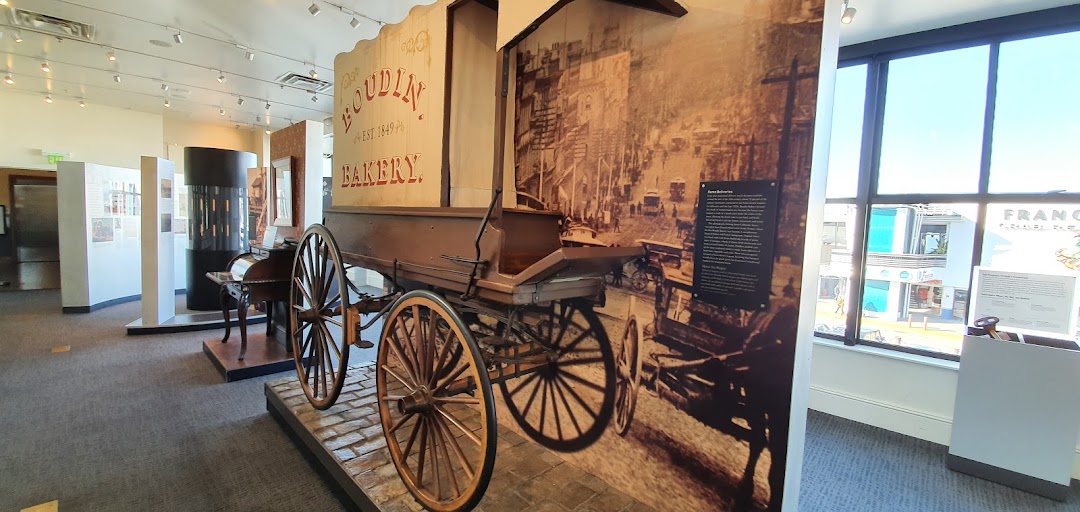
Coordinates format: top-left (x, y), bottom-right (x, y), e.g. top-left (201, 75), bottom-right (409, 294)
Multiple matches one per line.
top-left (807, 338), bottom-right (1080, 478)
top-left (56, 161), bottom-right (143, 309)
top-left (0, 91), bottom-right (164, 171)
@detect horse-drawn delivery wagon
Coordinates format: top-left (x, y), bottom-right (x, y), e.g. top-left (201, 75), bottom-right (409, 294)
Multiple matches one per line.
top-left (288, 1), bottom-right (686, 510)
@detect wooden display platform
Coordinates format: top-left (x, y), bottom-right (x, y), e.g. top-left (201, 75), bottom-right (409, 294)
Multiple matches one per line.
top-left (266, 364), bottom-right (652, 512)
top-left (127, 311), bottom-right (266, 335)
top-left (203, 332), bottom-right (295, 382)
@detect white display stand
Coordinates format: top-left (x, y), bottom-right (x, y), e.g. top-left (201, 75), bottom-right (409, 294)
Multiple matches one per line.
top-left (138, 157), bottom-right (175, 325)
top-left (948, 334), bottom-right (1080, 500)
top-left (56, 161), bottom-right (143, 312)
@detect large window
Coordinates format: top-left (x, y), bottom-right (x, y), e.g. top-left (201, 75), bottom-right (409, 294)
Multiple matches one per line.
top-left (815, 23), bottom-right (1080, 360)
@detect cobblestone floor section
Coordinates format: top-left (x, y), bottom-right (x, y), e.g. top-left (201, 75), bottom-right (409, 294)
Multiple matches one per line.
top-left (267, 363), bottom-right (654, 512)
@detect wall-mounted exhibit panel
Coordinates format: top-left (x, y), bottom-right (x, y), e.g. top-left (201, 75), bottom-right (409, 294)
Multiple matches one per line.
top-left (57, 161), bottom-right (144, 312)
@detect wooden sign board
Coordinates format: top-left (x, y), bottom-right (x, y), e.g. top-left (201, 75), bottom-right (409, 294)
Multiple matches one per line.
top-left (332, 2), bottom-right (448, 207)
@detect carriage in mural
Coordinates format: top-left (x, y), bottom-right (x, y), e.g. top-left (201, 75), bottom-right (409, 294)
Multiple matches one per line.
top-left (613, 263), bottom-right (799, 507)
top-left (286, 1), bottom-right (688, 511)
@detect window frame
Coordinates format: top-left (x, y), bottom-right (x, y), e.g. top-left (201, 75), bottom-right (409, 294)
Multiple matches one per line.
top-left (821, 7), bottom-right (1080, 361)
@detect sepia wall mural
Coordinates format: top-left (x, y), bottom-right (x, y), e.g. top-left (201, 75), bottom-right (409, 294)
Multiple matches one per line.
top-left (504, 1), bottom-right (824, 510)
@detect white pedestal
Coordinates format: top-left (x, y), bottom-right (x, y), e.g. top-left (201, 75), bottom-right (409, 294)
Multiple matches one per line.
top-left (947, 335), bottom-right (1080, 500)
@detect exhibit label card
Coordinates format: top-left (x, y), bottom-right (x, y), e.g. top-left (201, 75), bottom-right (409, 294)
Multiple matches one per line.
top-left (693, 180), bottom-right (779, 311)
top-left (971, 267), bottom-right (1080, 339)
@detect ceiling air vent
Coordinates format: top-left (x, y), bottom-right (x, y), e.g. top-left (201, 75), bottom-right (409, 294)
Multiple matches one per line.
top-left (275, 72), bottom-right (332, 93)
top-left (10, 9), bottom-right (96, 40)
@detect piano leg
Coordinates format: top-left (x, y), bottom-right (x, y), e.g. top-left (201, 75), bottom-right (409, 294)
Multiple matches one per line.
top-left (238, 292), bottom-right (249, 360)
top-left (266, 301), bottom-right (274, 336)
top-left (220, 285), bottom-right (231, 344)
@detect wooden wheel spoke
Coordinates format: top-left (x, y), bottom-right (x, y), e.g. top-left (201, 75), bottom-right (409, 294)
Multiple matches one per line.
top-left (320, 263), bottom-right (337, 306)
top-left (434, 412), bottom-right (475, 481)
top-left (294, 277), bottom-right (317, 307)
top-left (433, 413), bottom-right (460, 499)
top-left (387, 412), bottom-right (415, 435)
top-left (322, 290), bottom-right (341, 312)
top-left (402, 415), bottom-right (424, 462)
top-left (315, 320), bottom-right (343, 360)
top-left (433, 363), bottom-right (469, 394)
top-left (429, 328), bottom-right (455, 388)
top-left (428, 419), bottom-right (442, 499)
top-left (381, 364), bottom-right (417, 393)
top-left (433, 396), bottom-right (480, 405)
top-left (318, 328), bottom-right (330, 397)
top-left (417, 418), bottom-right (429, 489)
top-left (320, 315), bottom-right (343, 327)
top-left (436, 407), bottom-right (482, 447)
top-left (303, 329), bottom-right (317, 382)
top-left (388, 321), bottom-right (421, 387)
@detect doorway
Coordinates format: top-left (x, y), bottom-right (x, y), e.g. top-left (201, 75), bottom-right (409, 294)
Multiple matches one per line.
top-left (1, 175), bottom-right (61, 290)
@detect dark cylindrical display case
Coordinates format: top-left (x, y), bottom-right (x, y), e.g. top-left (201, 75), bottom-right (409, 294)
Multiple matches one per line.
top-left (185, 147), bottom-right (256, 310)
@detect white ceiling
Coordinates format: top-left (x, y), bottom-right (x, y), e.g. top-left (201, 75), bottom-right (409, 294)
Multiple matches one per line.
top-left (838, 0), bottom-right (1080, 46)
top-left (0, 0), bottom-right (1074, 130)
top-left (0, 0), bottom-right (431, 131)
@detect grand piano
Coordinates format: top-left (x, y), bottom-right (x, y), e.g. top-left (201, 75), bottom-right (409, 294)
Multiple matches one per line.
top-left (206, 242), bottom-right (297, 360)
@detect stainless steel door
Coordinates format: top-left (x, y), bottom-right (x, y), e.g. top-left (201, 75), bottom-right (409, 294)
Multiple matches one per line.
top-left (12, 180), bottom-right (60, 262)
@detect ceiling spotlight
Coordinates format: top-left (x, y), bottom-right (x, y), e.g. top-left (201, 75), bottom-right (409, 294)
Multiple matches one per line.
top-left (265, 101), bottom-right (271, 111)
top-left (13, 31), bottom-right (22, 43)
top-left (113, 73), bottom-right (121, 83)
top-left (309, 1), bottom-right (321, 16)
top-left (311, 93), bottom-right (318, 103)
top-left (161, 83), bottom-right (169, 92)
top-left (79, 99), bottom-right (86, 108)
top-left (217, 72), bottom-right (226, 83)
top-left (265, 129), bottom-right (271, 135)
top-left (350, 16), bottom-right (360, 29)
top-left (245, 50), bottom-right (255, 61)
top-left (164, 99), bottom-right (171, 107)
top-left (256, 115), bottom-right (261, 123)
top-left (219, 108), bottom-right (225, 116)
top-left (106, 50), bottom-right (116, 61)
top-left (173, 30), bottom-right (183, 44)
top-left (841, 1), bottom-right (856, 24)
top-left (4, 74), bottom-right (13, 85)
top-left (309, 67), bottom-right (318, 79)
top-left (237, 96), bottom-right (244, 106)
top-left (0, 1), bottom-right (8, 6)
top-left (41, 61), bottom-right (50, 73)
top-left (45, 94), bottom-right (53, 104)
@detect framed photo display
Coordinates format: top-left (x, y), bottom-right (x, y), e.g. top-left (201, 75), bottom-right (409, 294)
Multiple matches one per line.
top-left (270, 156), bottom-right (293, 227)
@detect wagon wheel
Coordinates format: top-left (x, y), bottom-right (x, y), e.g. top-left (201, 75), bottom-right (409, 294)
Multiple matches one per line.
top-left (499, 300), bottom-right (616, 452)
top-left (377, 290), bottom-right (496, 512)
top-left (614, 317), bottom-right (642, 436)
top-left (289, 224), bottom-right (351, 410)
top-left (629, 269), bottom-right (650, 292)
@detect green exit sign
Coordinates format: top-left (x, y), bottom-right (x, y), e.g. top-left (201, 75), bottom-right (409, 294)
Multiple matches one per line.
top-left (47, 154), bottom-right (65, 164)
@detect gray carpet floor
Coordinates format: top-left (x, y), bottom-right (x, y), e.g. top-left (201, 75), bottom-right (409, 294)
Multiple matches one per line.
top-left (1, 289), bottom-right (1078, 511)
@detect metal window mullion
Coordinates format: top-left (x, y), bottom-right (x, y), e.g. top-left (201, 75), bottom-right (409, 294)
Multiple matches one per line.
top-left (846, 59), bottom-right (888, 345)
top-left (964, 42), bottom-right (1000, 328)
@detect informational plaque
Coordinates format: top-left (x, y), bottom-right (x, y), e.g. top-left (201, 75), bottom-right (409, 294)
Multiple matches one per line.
top-left (693, 180), bottom-right (779, 310)
top-left (971, 267), bottom-right (1080, 338)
